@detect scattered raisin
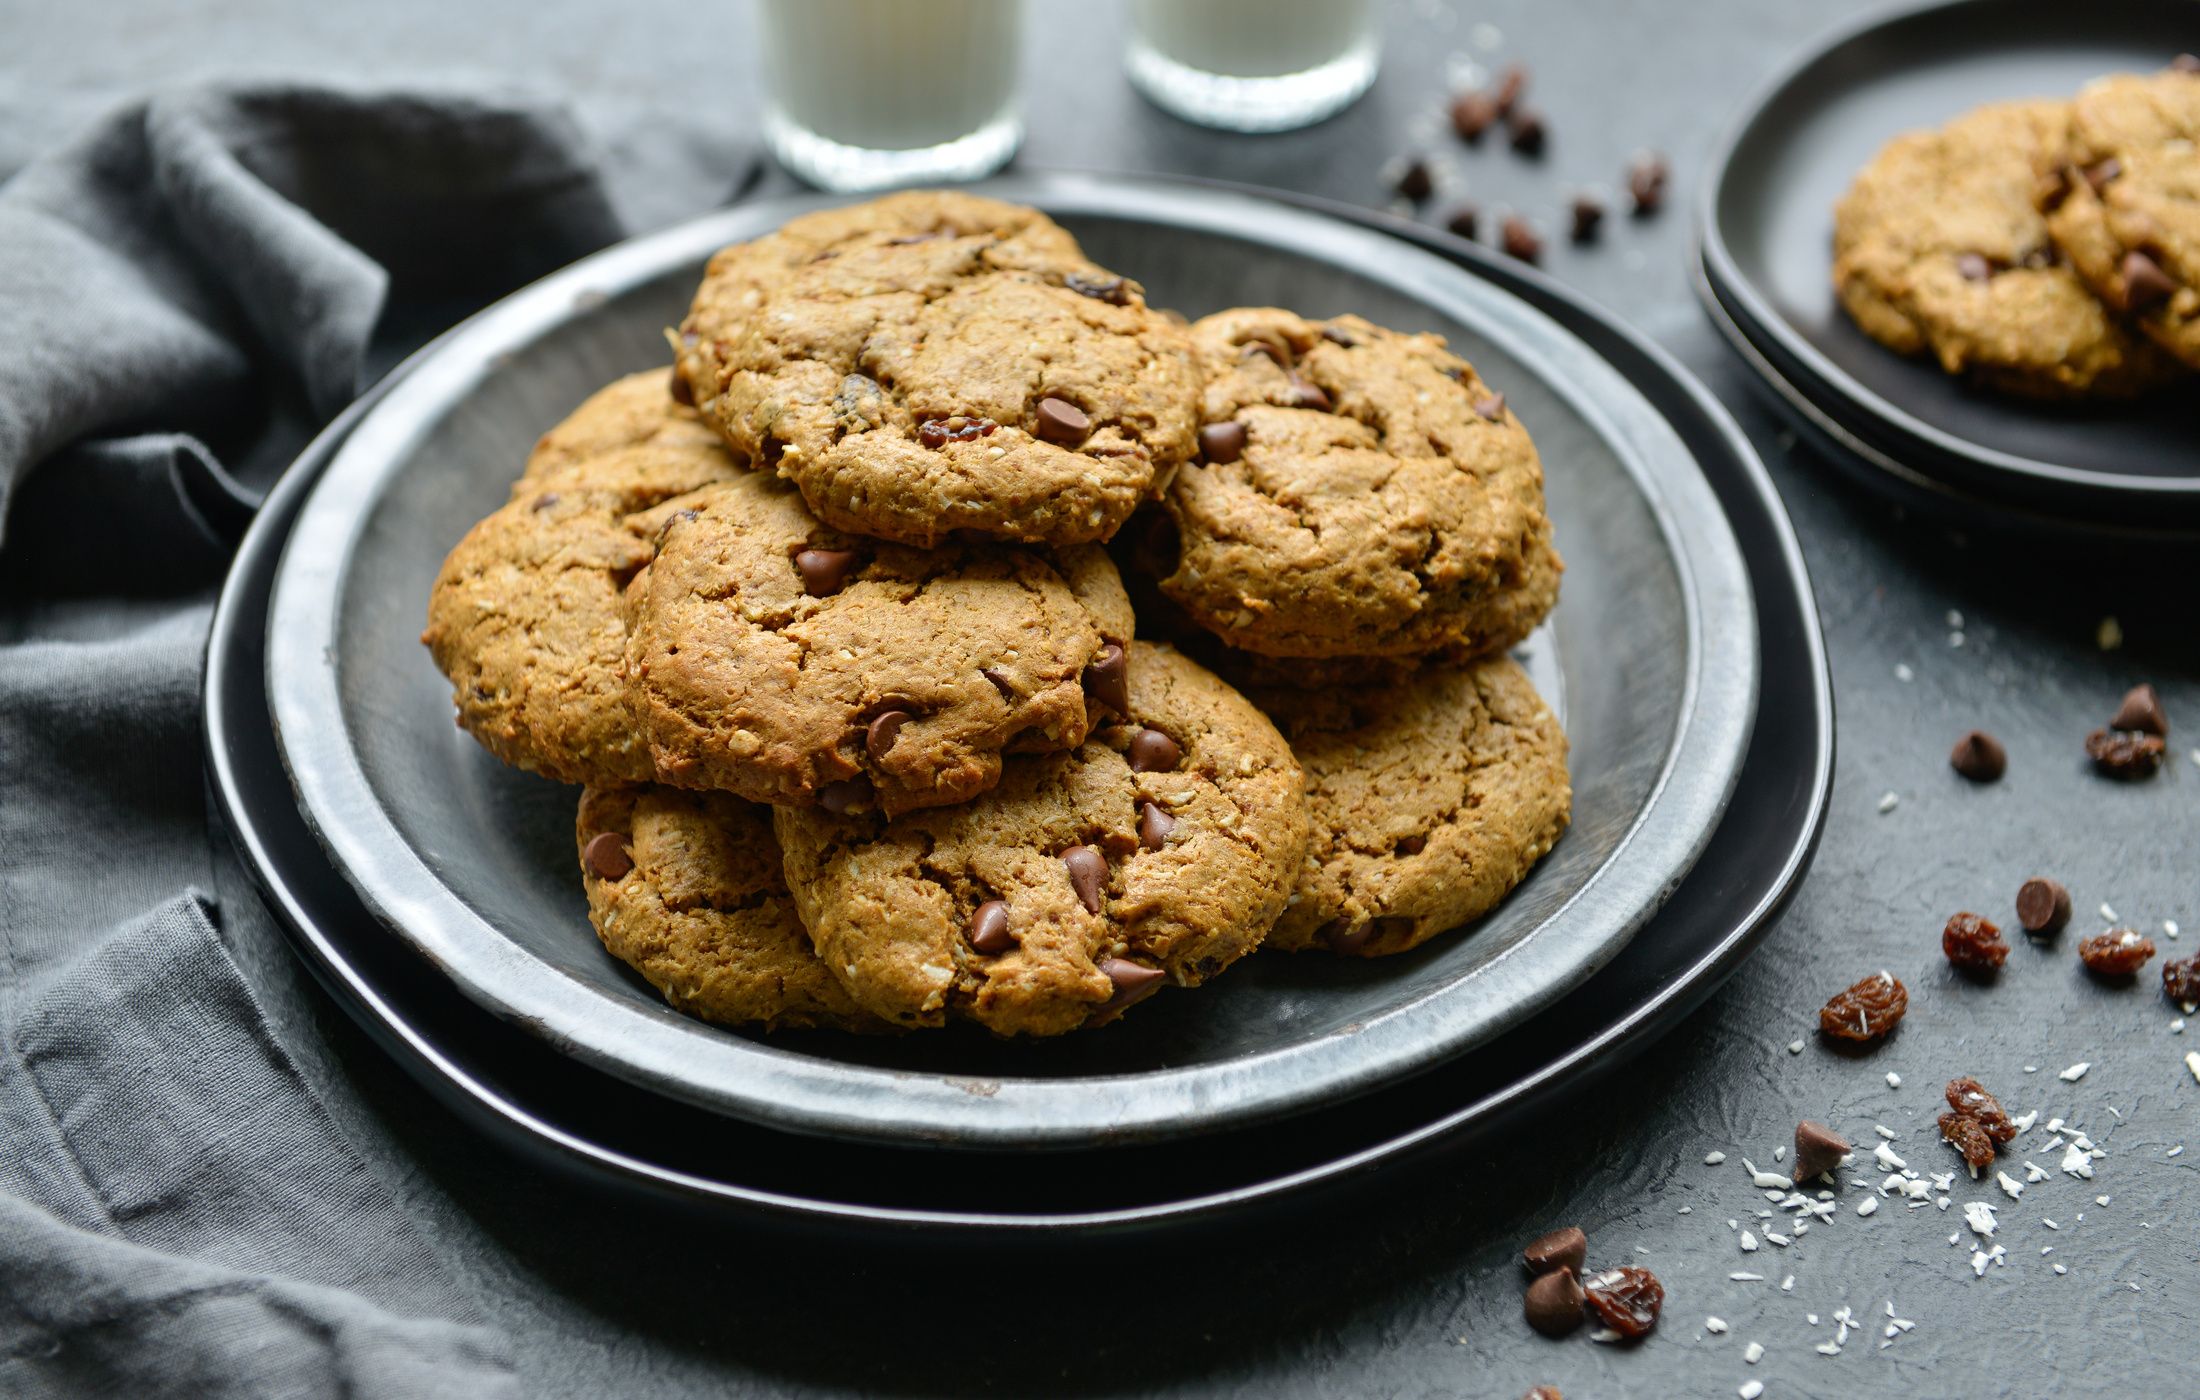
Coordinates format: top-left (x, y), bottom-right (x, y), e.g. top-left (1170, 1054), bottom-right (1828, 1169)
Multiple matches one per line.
top-left (1523, 1388), bottom-right (1563, 1400)
top-left (2078, 928), bottom-right (2156, 976)
top-left (2086, 727), bottom-right (2165, 778)
top-left (1941, 912), bottom-right (2008, 972)
top-left (1943, 1077), bottom-right (2016, 1145)
top-left (1938, 1111), bottom-right (1996, 1172)
top-left (1818, 972), bottom-right (1908, 1043)
top-left (917, 415), bottom-right (998, 449)
top-left (2163, 954), bottom-right (2200, 1005)
top-left (1581, 1266), bottom-right (1663, 1339)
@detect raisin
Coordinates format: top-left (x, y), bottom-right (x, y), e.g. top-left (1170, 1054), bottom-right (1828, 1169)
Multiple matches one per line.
top-left (1818, 972), bottom-right (1908, 1042)
top-left (1941, 912), bottom-right (2008, 972)
top-left (2164, 954), bottom-right (2200, 1005)
top-left (2086, 728), bottom-right (2165, 778)
top-left (2078, 928), bottom-right (2156, 976)
top-left (1523, 1389), bottom-right (1563, 1400)
top-left (1064, 272), bottom-right (1133, 306)
top-left (916, 415), bottom-right (998, 449)
top-left (1581, 1266), bottom-right (1663, 1339)
top-left (1938, 1111), bottom-right (1997, 1171)
top-left (1943, 1077), bottom-right (2016, 1145)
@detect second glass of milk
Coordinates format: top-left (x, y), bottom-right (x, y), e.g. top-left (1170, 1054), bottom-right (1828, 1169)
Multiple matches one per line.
top-left (1126, 0), bottom-right (1379, 132)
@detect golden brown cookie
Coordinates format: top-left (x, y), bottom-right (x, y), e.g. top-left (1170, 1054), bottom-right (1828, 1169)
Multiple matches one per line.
top-left (576, 785), bottom-right (886, 1033)
top-left (1245, 656), bottom-right (1569, 958)
top-left (422, 372), bottom-right (744, 785)
top-left (772, 642), bottom-right (1308, 1036)
top-left (2043, 68), bottom-right (2200, 370)
top-left (676, 191), bottom-right (1200, 548)
top-left (1832, 100), bottom-right (2177, 398)
top-left (1156, 309), bottom-right (1560, 662)
top-left (624, 470), bottom-right (1135, 817)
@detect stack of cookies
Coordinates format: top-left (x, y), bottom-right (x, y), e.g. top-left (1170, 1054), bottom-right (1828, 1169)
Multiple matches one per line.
top-left (423, 191), bottom-right (1570, 1039)
top-left (1833, 61), bottom-right (2200, 400)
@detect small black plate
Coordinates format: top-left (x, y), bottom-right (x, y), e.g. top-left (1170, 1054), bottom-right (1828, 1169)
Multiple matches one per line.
top-left (1700, 0), bottom-right (2200, 527)
top-left (205, 180), bottom-right (1833, 1237)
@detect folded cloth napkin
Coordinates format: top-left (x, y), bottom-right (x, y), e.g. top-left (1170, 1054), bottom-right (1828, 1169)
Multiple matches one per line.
top-left (0, 83), bottom-right (754, 1398)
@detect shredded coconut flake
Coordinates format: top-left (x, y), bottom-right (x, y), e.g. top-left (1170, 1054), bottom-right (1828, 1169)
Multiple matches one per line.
top-left (1877, 791), bottom-right (1899, 814)
top-left (2059, 1062), bottom-right (2090, 1082)
top-left (1704, 1150), bottom-right (1728, 1165)
top-left (1744, 1341), bottom-right (1764, 1364)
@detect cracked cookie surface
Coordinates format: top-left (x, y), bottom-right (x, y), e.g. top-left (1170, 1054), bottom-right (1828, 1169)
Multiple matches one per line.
top-left (2044, 69), bottom-right (2200, 370)
top-left (772, 642), bottom-right (1307, 1036)
top-left (577, 785), bottom-right (887, 1032)
top-left (423, 372), bottom-right (744, 785)
top-left (1833, 100), bottom-right (2178, 398)
top-left (1244, 655), bottom-right (1569, 958)
top-left (624, 469), bottom-right (1134, 816)
top-left (1156, 308), bottom-right (1559, 662)
top-left (676, 190), bottom-right (1200, 548)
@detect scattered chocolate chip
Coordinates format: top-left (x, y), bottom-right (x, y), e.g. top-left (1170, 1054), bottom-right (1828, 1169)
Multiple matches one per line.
top-left (2079, 927), bottom-right (2156, 976)
top-left (1500, 216), bottom-right (1543, 264)
top-left (1569, 194), bottom-right (1603, 243)
top-left (2087, 727), bottom-right (2166, 778)
top-left (1507, 107), bottom-right (1547, 156)
top-left (668, 366), bottom-right (696, 407)
top-left (582, 832), bottom-right (633, 881)
top-left (968, 900), bottom-right (1014, 955)
top-left (1818, 971), bottom-right (1907, 1042)
top-left (1032, 395), bottom-right (1092, 446)
top-left (1065, 272), bottom-right (1133, 305)
top-left (2121, 250), bottom-right (2178, 311)
top-left (1061, 845), bottom-right (1108, 913)
top-left (1446, 204), bottom-right (1481, 240)
top-left (916, 414), bottom-right (998, 449)
top-left (1521, 1226), bottom-right (1587, 1278)
top-left (2015, 877), bottom-right (2072, 935)
top-left (1475, 392), bottom-right (1507, 422)
top-left (1792, 1120), bottom-right (1851, 1182)
top-left (816, 775), bottom-right (873, 815)
top-left (865, 710), bottom-right (910, 762)
top-left (1197, 420), bottom-right (1246, 464)
top-left (1137, 801), bottom-right (1176, 851)
top-left (2163, 953), bottom-right (2200, 1004)
top-left (1322, 918), bottom-right (1375, 955)
top-left (1523, 1268), bottom-right (1585, 1338)
top-left (1288, 375), bottom-right (1333, 411)
top-left (1320, 324), bottom-right (1358, 347)
top-left (2083, 157), bottom-right (2123, 194)
top-left (1395, 158), bottom-right (1435, 202)
top-left (1091, 958), bottom-right (1164, 1024)
top-left (1128, 727), bottom-right (1182, 772)
top-left (1627, 153), bottom-right (1670, 215)
top-left (1956, 252), bottom-right (1994, 283)
top-left (1083, 642), bottom-right (1129, 717)
top-left (1493, 62), bottom-right (1529, 116)
top-left (1948, 729), bottom-right (2006, 782)
top-left (2111, 683), bottom-right (2168, 735)
top-left (1581, 1266), bottom-right (1662, 1339)
top-left (793, 547), bottom-right (861, 597)
top-left (2175, 53), bottom-right (2200, 73)
top-left (1450, 90), bottom-right (1500, 142)
top-left (1942, 911), bottom-right (2008, 973)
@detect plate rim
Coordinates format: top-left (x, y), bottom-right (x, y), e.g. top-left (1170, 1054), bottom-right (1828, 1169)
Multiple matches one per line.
top-left (1696, 0), bottom-right (2200, 507)
top-left (260, 172), bottom-right (1761, 1149)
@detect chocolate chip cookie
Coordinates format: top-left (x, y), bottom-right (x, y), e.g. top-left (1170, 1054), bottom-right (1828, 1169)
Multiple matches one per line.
top-left (2043, 68), bottom-right (2200, 370)
top-left (1833, 100), bottom-right (2177, 398)
top-left (576, 785), bottom-right (886, 1033)
top-left (624, 469), bottom-right (1135, 817)
top-left (423, 372), bottom-right (744, 785)
top-left (771, 642), bottom-right (1308, 1035)
top-left (1245, 655), bottom-right (1569, 958)
top-left (1155, 308), bottom-right (1560, 662)
top-left (676, 191), bottom-right (1200, 548)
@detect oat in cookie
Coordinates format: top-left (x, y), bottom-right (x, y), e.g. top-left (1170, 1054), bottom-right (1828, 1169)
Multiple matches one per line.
top-left (1159, 308), bottom-right (1560, 663)
top-left (576, 785), bottom-right (887, 1033)
top-left (771, 642), bottom-right (1307, 1036)
top-left (676, 190), bottom-right (1200, 548)
top-left (624, 469), bottom-right (1134, 816)
top-left (1833, 100), bottom-right (2178, 398)
top-left (1241, 654), bottom-right (1570, 957)
top-left (422, 372), bottom-right (744, 785)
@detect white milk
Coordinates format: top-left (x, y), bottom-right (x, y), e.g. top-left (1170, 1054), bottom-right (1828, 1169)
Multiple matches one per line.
top-left (1126, 0), bottom-right (1378, 131)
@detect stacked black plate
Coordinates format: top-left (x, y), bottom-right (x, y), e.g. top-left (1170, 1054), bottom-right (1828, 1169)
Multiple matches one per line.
top-left (207, 174), bottom-right (1832, 1236)
top-left (1696, 0), bottom-right (2200, 540)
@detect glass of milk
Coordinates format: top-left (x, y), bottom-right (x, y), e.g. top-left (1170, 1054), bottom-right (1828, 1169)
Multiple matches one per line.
top-left (758, 0), bottom-right (1024, 191)
top-left (1126, 0), bottom-right (1379, 132)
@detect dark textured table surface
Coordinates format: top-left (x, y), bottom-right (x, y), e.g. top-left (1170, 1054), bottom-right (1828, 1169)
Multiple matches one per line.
top-left (13, 1), bottom-right (2197, 1394)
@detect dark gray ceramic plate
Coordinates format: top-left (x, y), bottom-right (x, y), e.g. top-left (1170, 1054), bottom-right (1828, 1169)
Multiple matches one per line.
top-left (264, 174), bottom-right (1757, 1150)
top-left (1700, 0), bottom-right (2200, 525)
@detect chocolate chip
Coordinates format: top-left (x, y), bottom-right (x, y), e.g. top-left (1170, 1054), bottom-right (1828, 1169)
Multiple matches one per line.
top-left (2111, 683), bottom-right (2168, 736)
top-left (1065, 272), bottom-right (1133, 305)
top-left (1956, 252), bottom-right (1993, 282)
top-left (1090, 958), bottom-right (1165, 1024)
top-left (1569, 195), bottom-right (1603, 243)
top-left (1450, 90), bottom-right (1499, 142)
top-left (1128, 727), bottom-right (1182, 772)
top-left (2121, 249), bottom-right (2177, 311)
top-left (1476, 392), bottom-right (1507, 422)
top-left (2016, 877), bottom-right (2072, 936)
top-left (1521, 1226), bottom-right (1587, 1277)
top-left (793, 547), bottom-right (860, 597)
top-left (2175, 53), bottom-right (2200, 73)
top-left (668, 366), bottom-right (695, 407)
top-left (968, 900), bottom-right (1014, 955)
top-left (1627, 153), bottom-right (1670, 215)
top-left (2038, 165), bottom-right (2075, 212)
top-left (1082, 642), bottom-right (1129, 718)
top-left (1501, 216), bottom-right (1543, 264)
top-left (1033, 396), bottom-right (1092, 445)
top-left (1493, 62), bottom-right (1529, 116)
top-left (2087, 726), bottom-right (2166, 778)
top-left (917, 414), bottom-right (998, 449)
top-left (1507, 107), bottom-right (1547, 157)
top-left (1320, 919), bottom-right (1374, 955)
top-left (1393, 833), bottom-right (1427, 856)
top-left (1320, 324), bottom-right (1358, 348)
top-left (1446, 204), bottom-right (1480, 240)
top-left (2084, 157), bottom-right (2123, 194)
top-left (1395, 158), bottom-right (1435, 202)
top-left (1288, 375), bottom-right (1333, 411)
top-left (1137, 801), bottom-right (1176, 851)
top-left (1197, 421), bottom-right (1246, 464)
top-left (1792, 1120), bottom-right (1851, 1182)
top-left (865, 710), bottom-right (910, 762)
top-left (981, 666), bottom-right (1017, 699)
top-left (1242, 338), bottom-right (1290, 367)
top-left (529, 493), bottom-right (561, 513)
top-left (1949, 729), bottom-right (2006, 782)
top-left (817, 775), bottom-right (873, 814)
top-left (1523, 1267), bottom-right (1585, 1338)
top-left (582, 832), bottom-right (633, 881)
top-left (1061, 845), bottom-right (1108, 913)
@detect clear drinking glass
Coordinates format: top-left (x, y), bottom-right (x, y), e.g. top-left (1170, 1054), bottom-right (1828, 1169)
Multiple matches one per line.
top-left (1126, 0), bottom-right (1379, 133)
top-left (757, 0), bottom-right (1025, 191)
